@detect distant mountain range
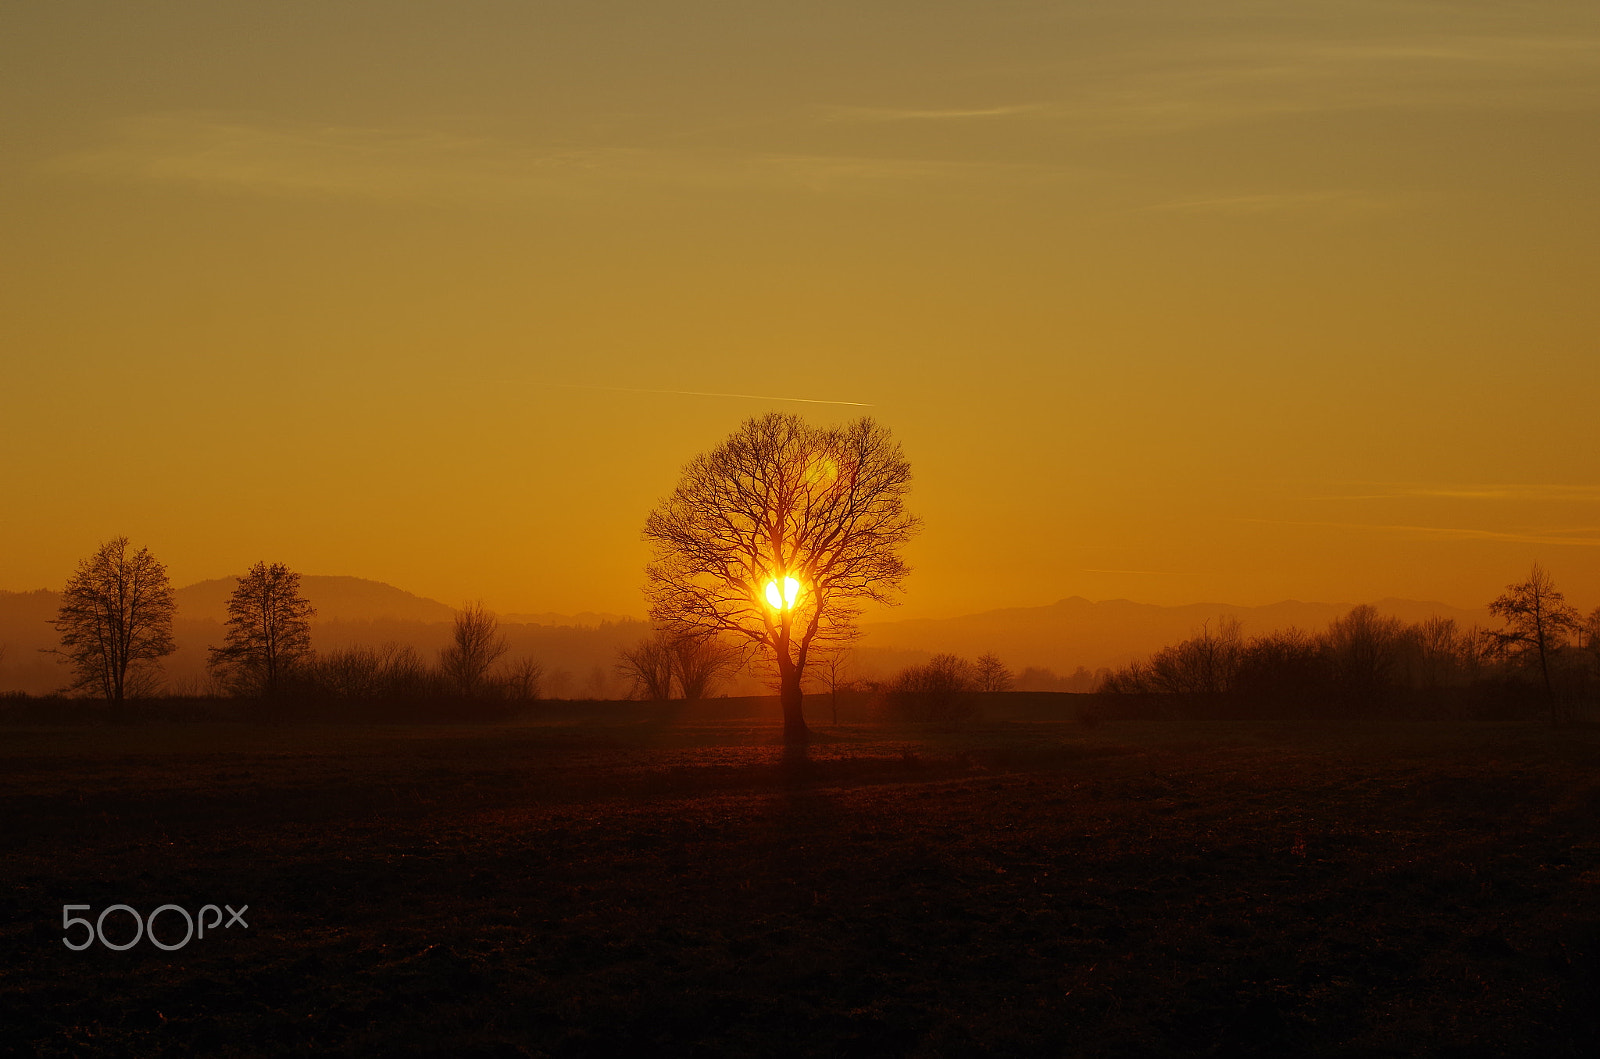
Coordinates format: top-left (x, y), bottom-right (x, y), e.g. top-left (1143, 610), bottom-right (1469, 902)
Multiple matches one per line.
top-left (0, 577), bottom-right (1489, 697)
top-left (0, 577), bottom-right (644, 696)
top-left (172, 576), bottom-right (634, 627)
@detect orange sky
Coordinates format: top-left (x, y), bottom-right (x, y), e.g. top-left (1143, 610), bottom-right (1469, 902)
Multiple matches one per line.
top-left (3, 2), bottom-right (1597, 620)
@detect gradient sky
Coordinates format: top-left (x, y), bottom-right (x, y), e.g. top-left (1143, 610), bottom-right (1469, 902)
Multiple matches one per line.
top-left (3, 1), bottom-right (1597, 620)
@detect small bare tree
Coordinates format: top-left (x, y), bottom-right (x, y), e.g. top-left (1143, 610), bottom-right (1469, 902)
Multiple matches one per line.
top-left (208, 562), bottom-right (316, 697)
top-left (975, 652), bottom-right (1015, 693)
top-left (618, 631), bottom-right (676, 701)
top-left (440, 602), bottom-right (509, 698)
top-left (1487, 563), bottom-right (1581, 722)
top-left (1323, 606), bottom-right (1405, 702)
top-left (810, 632), bottom-right (860, 724)
top-left (671, 631), bottom-right (743, 701)
top-left (502, 656), bottom-right (544, 702)
top-left (50, 537), bottom-right (176, 703)
top-left (617, 628), bottom-right (739, 701)
top-left (886, 653), bottom-right (978, 721)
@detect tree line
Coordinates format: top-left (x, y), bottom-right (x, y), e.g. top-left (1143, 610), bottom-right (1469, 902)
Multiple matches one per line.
top-left (1099, 564), bottom-right (1597, 724)
top-left (41, 537), bottom-right (542, 714)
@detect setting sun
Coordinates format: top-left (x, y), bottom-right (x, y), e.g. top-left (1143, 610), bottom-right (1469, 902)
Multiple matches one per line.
top-left (763, 576), bottom-right (801, 611)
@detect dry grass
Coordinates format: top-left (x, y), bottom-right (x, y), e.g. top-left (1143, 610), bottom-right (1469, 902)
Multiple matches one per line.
top-left (3, 717), bottom-right (1599, 1056)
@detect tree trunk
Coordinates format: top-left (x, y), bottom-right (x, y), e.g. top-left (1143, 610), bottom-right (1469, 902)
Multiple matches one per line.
top-left (780, 668), bottom-right (809, 745)
top-left (1537, 627), bottom-right (1557, 725)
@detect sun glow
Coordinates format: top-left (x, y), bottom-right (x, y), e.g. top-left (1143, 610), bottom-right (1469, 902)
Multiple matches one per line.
top-left (763, 576), bottom-right (801, 610)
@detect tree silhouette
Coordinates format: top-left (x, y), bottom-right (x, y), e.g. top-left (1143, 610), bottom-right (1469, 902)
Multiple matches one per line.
top-left (886, 653), bottom-right (978, 721)
top-left (672, 630), bottom-right (743, 701)
top-left (975, 652), bottom-right (1014, 693)
top-left (1323, 605), bottom-right (1405, 705)
top-left (1487, 563), bottom-right (1580, 722)
top-left (207, 561), bottom-right (316, 696)
top-left (50, 537), bottom-right (176, 703)
top-left (810, 631), bottom-right (860, 724)
top-left (644, 413), bottom-right (919, 744)
top-left (503, 656), bottom-right (544, 702)
top-left (440, 602), bottom-right (509, 698)
top-left (618, 628), bottom-right (743, 701)
top-left (617, 630), bottom-right (677, 702)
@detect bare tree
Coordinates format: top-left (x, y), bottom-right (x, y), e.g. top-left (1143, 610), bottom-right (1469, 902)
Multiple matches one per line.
top-left (1405, 616), bottom-right (1468, 689)
top-left (502, 656), bottom-right (544, 702)
top-left (291, 642), bottom-right (431, 703)
top-left (886, 653), bottom-right (978, 721)
top-left (1234, 627), bottom-right (1323, 704)
top-left (1143, 618), bottom-right (1246, 695)
top-left (1323, 605), bottom-right (1405, 703)
top-left (810, 632), bottom-right (860, 724)
top-left (671, 631), bottom-right (743, 701)
top-left (644, 414), bottom-right (919, 744)
top-left (207, 561), bottom-right (316, 696)
top-left (975, 652), bottom-right (1015, 693)
top-left (440, 602), bottom-right (509, 698)
top-left (49, 537), bottom-right (176, 703)
top-left (617, 631), bottom-right (676, 701)
top-left (1487, 563), bottom-right (1581, 722)
top-left (1578, 607), bottom-right (1600, 653)
top-left (617, 628), bottom-right (738, 702)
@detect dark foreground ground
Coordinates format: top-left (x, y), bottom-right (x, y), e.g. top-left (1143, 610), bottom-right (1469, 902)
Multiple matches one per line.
top-left (3, 713), bottom-right (1598, 1057)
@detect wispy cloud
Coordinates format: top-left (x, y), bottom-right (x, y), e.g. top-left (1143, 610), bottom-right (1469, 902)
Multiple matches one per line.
top-left (1139, 190), bottom-right (1382, 214)
top-left (1307, 484), bottom-right (1600, 503)
top-left (820, 103), bottom-right (1046, 122)
top-left (556, 384), bottom-right (872, 408)
top-left (47, 112), bottom-right (1059, 203)
top-left (805, 31), bottom-right (1600, 162)
top-left (1008, 32), bottom-right (1600, 137)
top-left (1235, 517), bottom-right (1600, 548)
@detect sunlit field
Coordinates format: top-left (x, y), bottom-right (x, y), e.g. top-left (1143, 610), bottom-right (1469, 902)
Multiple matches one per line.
top-left (5, 710), bottom-right (1599, 1056)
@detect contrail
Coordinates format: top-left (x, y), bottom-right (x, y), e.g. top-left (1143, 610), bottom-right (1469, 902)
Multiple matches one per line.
top-left (556, 383), bottom-right (873, 408)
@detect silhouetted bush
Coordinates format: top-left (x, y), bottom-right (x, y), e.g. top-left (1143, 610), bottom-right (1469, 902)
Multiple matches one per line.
top-left (269, 643), bottom-right (538, 721)
top-left (1098, 606), bottom-right (1578, 721)
top-left (880, 653), bottom-right (979, 721)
